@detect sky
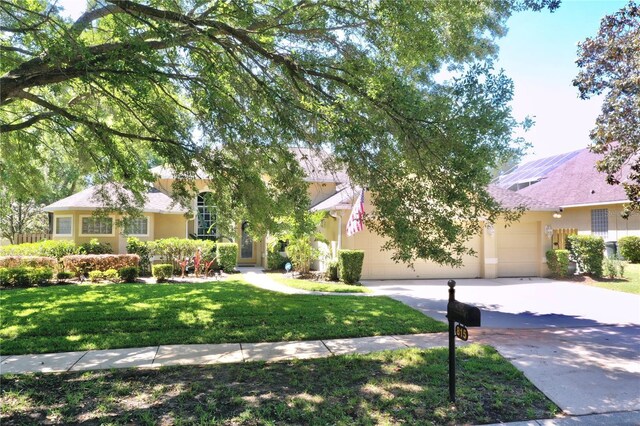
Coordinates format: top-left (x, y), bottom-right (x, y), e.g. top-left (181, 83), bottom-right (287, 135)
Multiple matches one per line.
top-left (57, 0), bottom-right (626, 163)
top-left (495, 0), bottom-right (627, 162)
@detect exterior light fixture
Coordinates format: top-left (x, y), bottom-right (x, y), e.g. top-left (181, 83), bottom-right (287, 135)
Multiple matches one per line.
top-left (485, 223), bottom-right (495, 236)
top-left (544, 225), bottom-right (553, 238)
top-left (553, 212), bottom-right (562, 219)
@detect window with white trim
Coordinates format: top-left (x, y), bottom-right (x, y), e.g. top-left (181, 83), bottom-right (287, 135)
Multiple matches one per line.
top-left (197, 192), bottom-right (216, 238)
top-left (125, 217), bottom-right (148, 236)
top-left (591, 209), bottom-right (608, 238)
top-left (81, 216), bottom-right (113, 235)
top-left (55, 216), bottom-right (72, 235)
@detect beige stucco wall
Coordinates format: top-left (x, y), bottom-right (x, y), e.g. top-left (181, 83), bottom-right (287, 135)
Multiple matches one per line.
top-left (318, 193), bottom-right (554, 280)
top-left (154, 214), bottom-right (187, 240)
top-left (551, 203), bottom-right (639, 242)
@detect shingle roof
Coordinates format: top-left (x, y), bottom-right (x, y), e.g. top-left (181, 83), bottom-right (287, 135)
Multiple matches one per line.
top-left (517, 149), bottom-right (628, 207)
top-left (487, 185), bottom-right (558, 211)
top-left (290, 147), bottom-right (349, 183)
top-left (44, 185), bottom-right (186, 214)
top-left (150, 148), bottom-right (349, 184)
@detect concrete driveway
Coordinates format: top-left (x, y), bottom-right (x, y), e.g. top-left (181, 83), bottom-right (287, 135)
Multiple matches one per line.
top-left (363, 277), bottom-right (640, 417)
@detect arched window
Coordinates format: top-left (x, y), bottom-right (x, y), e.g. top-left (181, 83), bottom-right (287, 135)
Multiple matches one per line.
top-left (196, 192), bottom-right (216, 238)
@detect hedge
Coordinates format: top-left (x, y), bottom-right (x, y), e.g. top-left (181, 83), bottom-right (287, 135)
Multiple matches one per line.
top-left (325, 259), bottom-right (339, 281)
top-left (337, 250), bottom-right (365, 284)
top-left (618, 236), bottom-right (640, 263)
top-left (217, 243), bottom-right (238, 273)
top-left (0, 266), bottom-right (53, 287)
top-left (567, 234), bottom-right (605, 277)
top-left (545, 249), bottom-right (570, 277)
top-left (79, 238), bottom-right (113, 255)
top-left (149, 238), bottom-right (216, 268)
top-left (0, 256), bottom-right (57, 269)
top-left (126, 237), bottom-right (152, 276)
top-left (0, 240), bottom-right (78, 260)
top-left (267, 249), bottom-right (288, 271)
top-left (118, 266), bottom-right (139, 282)
top-left (152, 264), bottom-right (173, 282)
top-left (62, 254), bottom-right (140, 276)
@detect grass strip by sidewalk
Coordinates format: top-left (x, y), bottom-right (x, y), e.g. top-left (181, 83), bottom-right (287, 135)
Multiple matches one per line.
top-left (267, 272), bottom-right (373, 293)
top-left (0, 345), bottom-right (559, 425)
top-left (0, 279), bottom-right (445, 355)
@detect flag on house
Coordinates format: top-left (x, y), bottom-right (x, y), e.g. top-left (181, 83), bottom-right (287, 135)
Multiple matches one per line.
top-left (346, 190), bottom-right (365, 236)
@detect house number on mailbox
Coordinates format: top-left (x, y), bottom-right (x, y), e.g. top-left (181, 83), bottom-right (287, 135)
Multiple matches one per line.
top-left (455, 324), bottom-right (468, 341)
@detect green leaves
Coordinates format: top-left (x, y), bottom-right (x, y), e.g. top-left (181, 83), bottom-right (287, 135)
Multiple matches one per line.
top-left (574, 2), bottom-right (640, 212)
top-left (0, 0), bottom-right (556, 265)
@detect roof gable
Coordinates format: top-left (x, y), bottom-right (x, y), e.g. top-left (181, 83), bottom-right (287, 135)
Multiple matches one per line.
top-left (517, 149), bottom-right (628, 207)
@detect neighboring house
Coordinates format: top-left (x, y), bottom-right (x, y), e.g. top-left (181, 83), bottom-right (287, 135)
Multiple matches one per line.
top-left (45, 148), bottom-right (560, 279)
top-left (512, 149), bottom-right (634, 248)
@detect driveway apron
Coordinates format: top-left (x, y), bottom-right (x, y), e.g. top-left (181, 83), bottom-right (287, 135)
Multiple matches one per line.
top-left (363, 278), bottom-right (640, 416)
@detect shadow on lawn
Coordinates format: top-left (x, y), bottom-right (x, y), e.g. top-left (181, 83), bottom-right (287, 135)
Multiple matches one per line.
top-left (0, 346), bottom-right (556, 426)
top-left (0, 280), bottom-right (444, 355)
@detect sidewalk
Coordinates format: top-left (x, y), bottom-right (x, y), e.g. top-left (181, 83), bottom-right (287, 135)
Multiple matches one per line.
top-left (0, 332), bottom-right (452, 375)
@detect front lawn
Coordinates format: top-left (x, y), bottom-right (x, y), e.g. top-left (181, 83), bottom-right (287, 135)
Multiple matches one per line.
top-left (0, 345), bottom-right (558, 425)
top-left (267, 272), bottom-right (373, 293)
top-left (0, 280), bottom-right (445, 355)
top-left (574, 263), bottom-right (640, 295)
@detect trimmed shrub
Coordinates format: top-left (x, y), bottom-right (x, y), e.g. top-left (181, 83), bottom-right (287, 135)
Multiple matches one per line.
top-left (267, 249), bottom-right (288, 271)
top-left (88, 270), bottom-right (104, 282)
top-left (118, 266), bottom-right (139, 282)
top-left (546, 249), bottom-right (570, 277)
top-left (56, 271), bottom-right (73, 280)
top-left (337, 250), bottom-right (365, 284)
top-left (126, 237), bottom-right (152, 276)
top-left (0, 240), bottom-right (78, 260)
top-left (217, 243), bottom-right (238, 273)
top-left (79, 238), bottom-right (113, 254)
top-left (603, 256), bottom-right (625, 279)
top-left (103, 269), bottom-right (120, 283)
top-left (618, 236), bottom-right (640, 263)
top-left (0, 266), bottom-right (53, 287)
top-left (152, 264), bottom-right (173, 282)
top-left (567, 235), bottom-right (605, 277)
top-left (149, 238), bottom-right (216, 272)
top-left (62, 254), bottom-right (140, 277)
top-left (0, 256), bottom-right (57, 269)
top-left (325, 259), bottom-right (339, 281)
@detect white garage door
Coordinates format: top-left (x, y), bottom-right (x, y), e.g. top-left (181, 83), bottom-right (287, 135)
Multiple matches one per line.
top-left (497, 222), bottom-right (539, 277)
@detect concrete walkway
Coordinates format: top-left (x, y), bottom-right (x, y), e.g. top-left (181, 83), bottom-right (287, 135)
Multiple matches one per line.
top-left (363, 277), bottom-right (640, 420)
top-left (0, 333), bottom-right (451, 375)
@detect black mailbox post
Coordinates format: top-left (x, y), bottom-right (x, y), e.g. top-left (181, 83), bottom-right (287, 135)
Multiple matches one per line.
top-left (446, 279), bottom-right (481, 403)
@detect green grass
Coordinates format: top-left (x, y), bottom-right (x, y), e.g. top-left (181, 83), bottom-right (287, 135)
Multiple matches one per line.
top-left (0, 279), bottom-right (445, 355)
top-left (578, 263), bottom-right (640, 295)
top-left (0, 345), bottom-right (558, 425)
top-left (268, 272), bottom-right (373, 293)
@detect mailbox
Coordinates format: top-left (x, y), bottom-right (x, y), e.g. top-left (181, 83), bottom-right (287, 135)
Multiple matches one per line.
top-left (447, 300), bottom-right (481, 327)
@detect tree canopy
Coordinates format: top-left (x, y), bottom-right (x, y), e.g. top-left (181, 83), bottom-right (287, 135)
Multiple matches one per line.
top-left (574, 1), bottom-right (640, 214)
top-left (1, 0), bottom-right (558, 266)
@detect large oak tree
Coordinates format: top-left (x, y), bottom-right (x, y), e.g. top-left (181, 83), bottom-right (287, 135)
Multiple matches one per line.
top-left (1, 0), bottom-right (558, 266)
top-left (574, 1), bottom-right (640, 214)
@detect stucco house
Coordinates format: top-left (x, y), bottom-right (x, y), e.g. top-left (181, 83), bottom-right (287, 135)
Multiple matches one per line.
top-left (500, 148), bottom-right (634, 251)
top-left (45, 148), bottom-right (562, 279)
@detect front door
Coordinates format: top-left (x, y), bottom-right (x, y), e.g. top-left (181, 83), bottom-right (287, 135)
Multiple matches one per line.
top-left (240, 221), bottom-right (256, 264)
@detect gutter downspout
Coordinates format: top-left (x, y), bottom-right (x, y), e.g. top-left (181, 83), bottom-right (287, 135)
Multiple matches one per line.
top-left (329, 210), bottom-right (342, 252)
